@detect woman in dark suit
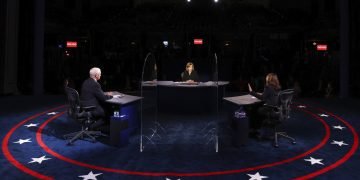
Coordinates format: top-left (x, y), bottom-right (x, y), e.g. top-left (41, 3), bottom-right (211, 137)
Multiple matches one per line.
top-left (181, 62), bottom-right (199, 82)
top-left (248, 73), bottom-right (281, 137)
top-left (248, 73), bottom-right (281, 106)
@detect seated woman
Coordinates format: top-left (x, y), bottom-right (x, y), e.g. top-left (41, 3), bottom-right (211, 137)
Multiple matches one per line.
top-left (181, 62), bottom-right (199, 82)
top-left (248, 73), bottom-right (281, 138)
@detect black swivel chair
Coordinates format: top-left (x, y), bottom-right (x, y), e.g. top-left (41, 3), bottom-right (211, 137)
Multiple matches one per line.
top-left (63, 87), bottom-right (106, 145)
top-left (263, 89), bottom-right (296, 147)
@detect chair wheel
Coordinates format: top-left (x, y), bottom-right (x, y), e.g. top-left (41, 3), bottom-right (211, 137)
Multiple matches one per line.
top-left (67, 142), bottom-right (73, 146)
top-left (292, 141), bottom-right (296, 144)
top-left (274, 144), bottom-right (279, 148)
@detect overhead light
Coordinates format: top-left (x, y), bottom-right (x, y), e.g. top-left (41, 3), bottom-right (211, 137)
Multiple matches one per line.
top-left (163, 41), bottom-right (169, 47)
top-left (187, 0), bottom-right (191, 2)
top-left (214, 0), bottom-right (219, 3)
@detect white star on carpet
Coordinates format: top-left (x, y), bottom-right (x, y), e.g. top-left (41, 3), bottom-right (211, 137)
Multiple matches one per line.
top-left (297, 105), bottom-right (306, 108)
top-left (319, 114), bottom-right (329, 117)
top-left (247, 172), bottom-right (268, 180)
top-left (304, 157), bottom-right (324, 165)
top-left (166, 178), bottom-right (181, 180)
top-left (28, 155), bottom-right (51, 164)
top-left (24, 123), bottom-right (39, 128)
top-left (331, 140), bottom-right (349, 147)
top-left (47, 112), bottom-right (58, 115)
top-left (14, 138), bottom-right (32, 144)
top-left (78, 171), bottom-right (102, 180)
top-left (333, 125), bottom-right (346, 130)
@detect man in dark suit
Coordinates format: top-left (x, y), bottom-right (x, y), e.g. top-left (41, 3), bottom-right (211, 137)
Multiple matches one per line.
top-left (80, 67), bottom-right (113, 127)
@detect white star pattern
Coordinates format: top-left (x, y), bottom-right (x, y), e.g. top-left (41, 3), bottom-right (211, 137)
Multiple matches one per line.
top-left (298, 105), bottom-right (306, 108)
top-left (247, 172), bottom-right (268, 180)
top-left (319, 114), bottom-right (329, 117)
top-left (78, 171), bottom-right (102, 180)
top-left (333, 125), bottom-right (346, 130)
top-left (28, 155), bottom-right (51, 164)
top-left (331, 140), bottom-right (349, 147)
top-left (304, 157), bottom-right (324, 165)
top-left (47, 112), bottom-right (58, 115)
top-left (24, 123), bottom-right (39, 128)
top-left (13, 138), bottom-right (32, 144)
top-left (166, 178), bottom-right (181, 180)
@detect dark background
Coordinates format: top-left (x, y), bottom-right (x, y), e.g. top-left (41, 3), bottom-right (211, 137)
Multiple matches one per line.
top-left (1, 0), bottom-right (359, 97)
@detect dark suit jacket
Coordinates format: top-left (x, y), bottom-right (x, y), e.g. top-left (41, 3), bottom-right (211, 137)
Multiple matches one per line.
top-left (181, 70), bottom-right (199, 82)
top-left (80, 78), bottom-right (112, 107)
top-left (250, 85), bottom-right (279, 106)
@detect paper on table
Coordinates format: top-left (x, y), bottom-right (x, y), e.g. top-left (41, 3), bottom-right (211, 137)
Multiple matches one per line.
top-left (113, 94), bottom-right (124, 98)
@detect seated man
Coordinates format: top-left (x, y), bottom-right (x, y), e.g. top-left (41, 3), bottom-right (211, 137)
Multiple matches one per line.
top-left (80, 67), bottom-right (113, 129)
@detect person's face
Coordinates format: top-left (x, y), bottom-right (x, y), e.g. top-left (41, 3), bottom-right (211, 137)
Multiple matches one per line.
top-left (187, 65), bottom-right (193, 72)
top-left (96, 72), bottom-right (101, 80)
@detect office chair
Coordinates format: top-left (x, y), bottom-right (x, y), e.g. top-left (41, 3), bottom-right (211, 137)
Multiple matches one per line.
top-left (63, 87), bottom-right (106, 145)
top-left (263, 89), bottom-right (296, 147)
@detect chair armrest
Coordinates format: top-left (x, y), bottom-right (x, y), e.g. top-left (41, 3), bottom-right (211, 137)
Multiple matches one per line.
top-left (264, 104), bottom-right (279, 110)
top-left (82, 106), bottom-right (96, 111)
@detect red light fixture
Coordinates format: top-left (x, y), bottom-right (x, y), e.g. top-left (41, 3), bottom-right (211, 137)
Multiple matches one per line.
top-left (317, 44), bottom-right (327, 51)
top-left (194, 39), bottom-right (203, 45)
top-left (66, 41), bottom-right (78, 48)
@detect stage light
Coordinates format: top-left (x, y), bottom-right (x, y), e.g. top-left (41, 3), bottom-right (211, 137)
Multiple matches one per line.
top-left (163, 41), bottom-right (169, 47)
top-left (214, 0), bottom-right (219, 3)
top-left (187, 0), bottom-right (191, 2)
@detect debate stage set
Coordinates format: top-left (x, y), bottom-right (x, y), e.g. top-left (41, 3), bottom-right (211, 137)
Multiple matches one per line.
top-left (1, 0), bottom-right (360, 180)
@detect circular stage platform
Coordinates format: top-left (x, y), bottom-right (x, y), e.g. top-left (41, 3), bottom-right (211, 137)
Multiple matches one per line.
top-left (1, 99), bottom-right (359, 180)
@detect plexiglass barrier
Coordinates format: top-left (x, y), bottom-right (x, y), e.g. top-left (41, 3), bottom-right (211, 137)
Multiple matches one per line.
top-left (140, 53), bottom-right (161, 152)
top-left (140, 53), bottom-right (220, 152)
top-left (199, 53), bottom-right (219, 152)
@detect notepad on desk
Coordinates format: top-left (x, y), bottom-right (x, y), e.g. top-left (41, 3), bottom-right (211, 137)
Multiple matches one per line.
top-left (113, 94), bottom-right (124, 98)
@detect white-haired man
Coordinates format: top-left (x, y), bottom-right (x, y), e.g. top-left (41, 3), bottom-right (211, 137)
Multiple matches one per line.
top-left (80, 67), bottom-right (113, 128)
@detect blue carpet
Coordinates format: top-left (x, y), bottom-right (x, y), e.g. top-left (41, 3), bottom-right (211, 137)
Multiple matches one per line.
top-left (0, 95), bottom-right (359, 180)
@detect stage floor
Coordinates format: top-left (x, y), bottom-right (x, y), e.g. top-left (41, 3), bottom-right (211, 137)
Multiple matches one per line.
top-left (0, 95), bottom-right (359, 180)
